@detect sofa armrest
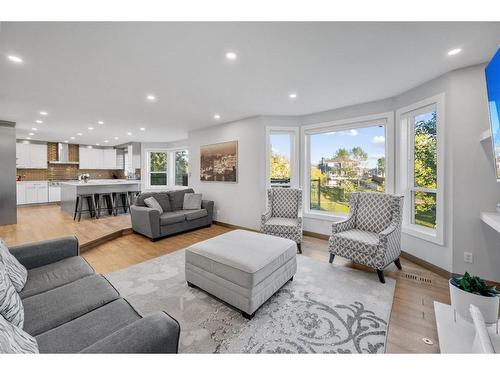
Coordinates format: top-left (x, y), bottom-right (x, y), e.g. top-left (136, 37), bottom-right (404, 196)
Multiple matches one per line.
top-left (8, 236), bottom-right (79, 270)
top-left (201, 200), bottom-right (214, 221)
top-left (331, 215), bottom-right (355, 235)
top-left (80, 311), bottom-right (180, 353)
top-left (130, 205), bottom-right (161, 239)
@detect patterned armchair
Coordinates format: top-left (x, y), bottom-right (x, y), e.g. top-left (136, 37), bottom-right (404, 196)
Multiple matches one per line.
top-left (261, 188), bottom-right (303, 253)
top-left (328, 192), bottom-right (404, 283)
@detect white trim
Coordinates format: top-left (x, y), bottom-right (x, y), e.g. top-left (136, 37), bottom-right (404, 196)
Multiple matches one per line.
top-left (396, 93), bottom-right (445, 245)
top-left (301, 111), bottom-right (395, 219)
top-left (265, 126), bottom-right (300, 189)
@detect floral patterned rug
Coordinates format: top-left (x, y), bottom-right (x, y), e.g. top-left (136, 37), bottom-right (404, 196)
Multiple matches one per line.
top-left (107, 249), bottom-right (395, 353)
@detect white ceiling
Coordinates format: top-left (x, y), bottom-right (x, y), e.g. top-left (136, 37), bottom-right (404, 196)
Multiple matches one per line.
top-left (1, 22), bottom-right (499, 146)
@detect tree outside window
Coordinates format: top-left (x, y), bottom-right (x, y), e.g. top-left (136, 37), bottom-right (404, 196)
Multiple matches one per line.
top-left (175, 150), bottom-right (189, 186)
top-left (149, 152), bottom-right (167, 186)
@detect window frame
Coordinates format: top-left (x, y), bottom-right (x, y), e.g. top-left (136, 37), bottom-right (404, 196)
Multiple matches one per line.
top-left (172, 148), bottom-right (189, 187)
top-left (145, 149), bottom-right (168, 189)
top-left (265, 126), bottom-right (300, 189)
top-left (301, 112), bottom-right (395, 221)
top-left (396, 93), bottom-right (445, 245)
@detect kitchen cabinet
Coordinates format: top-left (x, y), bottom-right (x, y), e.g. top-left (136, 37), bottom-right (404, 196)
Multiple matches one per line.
top-left (16, 143), bottom-right (47, 169)
top-left (16, 182), bottom-right (26, 205)
top-left (18, 181), bottom-right (49, 205)
top-left (49, 185), bottom-right (61, 202)
top-left (79, 146), bottom-right (116, 169)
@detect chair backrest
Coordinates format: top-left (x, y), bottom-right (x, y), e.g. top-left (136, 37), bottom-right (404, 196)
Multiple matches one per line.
top-left (350, 192), bottom-right (402, 233)
top-left (268, 188), bottom-right (302, 219)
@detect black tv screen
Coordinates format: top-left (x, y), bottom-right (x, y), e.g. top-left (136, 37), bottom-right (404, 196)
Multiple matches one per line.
top-left (485, 47), bottom-right (500, 181)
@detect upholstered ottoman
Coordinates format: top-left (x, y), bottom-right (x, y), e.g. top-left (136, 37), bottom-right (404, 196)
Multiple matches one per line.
top-left (185, 229), bottom-right (297, 319)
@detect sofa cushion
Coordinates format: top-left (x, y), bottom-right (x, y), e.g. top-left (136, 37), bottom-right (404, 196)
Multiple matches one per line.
top-left (0, 238), bottom-right (28, 292)
top-left (144, 196), bottom-right (164, 214)
top-left (36, 299), bottom-right (141, 353)
top-left (22, 275), bottom-right (119, 336)
top-left (168, 188), bottom-right (194, 211)
top-left (182, 209), bottom-right (208, 221)
top-left (0, 313), bottom-right (38, 353)
top-left (332, 229), bottom-right (380, 253)
top-left (135, 192), bottom-right (171, 212)
top-left (159, 212), bottom-right (186, 226)
top-left (355, 192), bottom-right (393, 233)
top-left (0, 262), bottom-right (24, 328)
top-left (183, 193), bottom-right (202, 210)
top-left (19, 256), bottom-right (94, 299)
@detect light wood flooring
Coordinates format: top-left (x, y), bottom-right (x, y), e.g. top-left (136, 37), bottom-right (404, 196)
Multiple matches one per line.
top-left (0, 204), bottom-right (450, 353)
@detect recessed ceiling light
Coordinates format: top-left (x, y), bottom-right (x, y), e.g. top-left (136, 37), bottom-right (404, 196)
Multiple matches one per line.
top-left (96, 143), bottom-right (100, 146)
top-left (70, 136), bottom-right (75, 140)
top-left (225, 51), bottom-right (237, 60)
top-left (77, 132), bottom-right (82, 136)
top-left (104, 140), bottom-right (109, 143)
top-left (26, 137), bottom-right (31, 140)
top-left (127, 132), bottom-right (132, 136)
top-left (35, 120), bottom-right (43, 124)
top-left (31, 127), bottom-right (37, 131)
top-left (98, 120), bottom-right (104, 125)
top-left (114, 136), bottom-right (119, 140)
top-left (87, 145), bottom-right (92, 149)
top-left (39, 111), bottom-right (48, 116)
top-left (447, 48), bottom-right (462, 56)
top-left (140, 127), bottom-right (145, 131)
top-left (289, 93), bottom-right (298, 99)
top-left (88, 127), bottom-right (94, 130)
top-left (7, 55), bottom-right (23, 63)
top-left (214, 114), bottom-right (221, 120)
top-left (64, 140), bottom-right (68, 143)
top-left (29, 132), bottom-right (34, 136)
top-left (146, 94), bottom-right (156, 101)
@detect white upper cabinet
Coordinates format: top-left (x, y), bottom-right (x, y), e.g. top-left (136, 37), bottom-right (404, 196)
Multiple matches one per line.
top-left (16, 143), bottom-right (47, 169)
top-left (79, 147), bottom-right (117, 169)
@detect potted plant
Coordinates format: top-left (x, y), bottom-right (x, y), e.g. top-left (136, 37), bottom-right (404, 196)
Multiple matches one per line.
top-left (449, 272), bottom-right (499, 324)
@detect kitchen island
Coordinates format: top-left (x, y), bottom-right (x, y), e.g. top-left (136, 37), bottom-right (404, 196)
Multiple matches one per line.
top-left (60, 179), bottom-right (141, 217)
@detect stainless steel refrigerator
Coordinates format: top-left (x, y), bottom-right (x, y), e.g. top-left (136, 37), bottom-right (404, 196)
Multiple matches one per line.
top-left (0, 120), bottom-right (17, 225)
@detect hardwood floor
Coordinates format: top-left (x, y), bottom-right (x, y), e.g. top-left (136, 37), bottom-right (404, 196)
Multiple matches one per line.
top-left (0, 204), bottom-right (131, 248)
top-left (0, 204), bottom-right (450, 353)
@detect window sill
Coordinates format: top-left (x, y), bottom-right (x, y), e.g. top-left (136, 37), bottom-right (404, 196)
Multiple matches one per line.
top-left (402, 224), bottom-right (444, 246)
top-left (303, 210), bottom-right (348, 222)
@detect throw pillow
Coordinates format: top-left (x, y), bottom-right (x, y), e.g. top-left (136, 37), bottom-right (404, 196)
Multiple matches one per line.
top-left (183, 193), bottom-right (202, 210)
top-left (0, 313), bottom-right (38, 354)
top-left (0, 262), bottom-right (24, 329)
top-left (0, 239), bottom-right (27, 292)
top-left (144, 197), bottom-right (164, 214)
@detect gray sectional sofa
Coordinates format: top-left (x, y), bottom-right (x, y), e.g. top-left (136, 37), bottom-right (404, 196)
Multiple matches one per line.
top-left (9, 236), bottom-right (180, 353)
top-left (131, 188), bottom-right (214, 241)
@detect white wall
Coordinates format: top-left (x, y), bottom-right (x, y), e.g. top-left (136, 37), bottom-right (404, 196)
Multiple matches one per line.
top-left (187, 116), bottom-right (299, 230)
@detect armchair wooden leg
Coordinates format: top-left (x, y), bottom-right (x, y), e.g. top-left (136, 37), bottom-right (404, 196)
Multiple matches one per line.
top-left (329, 253), bottom-right (335, 264)
top-left (394, 257), bottom-right (402, 270)
top-left (297, 243), bottom-right (302, 254)
top-left (376, 270), bottom-right (385, 284)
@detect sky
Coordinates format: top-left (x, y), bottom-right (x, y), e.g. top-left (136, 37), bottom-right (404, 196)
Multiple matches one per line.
top-left (486, 47), bottom-right (500, 179)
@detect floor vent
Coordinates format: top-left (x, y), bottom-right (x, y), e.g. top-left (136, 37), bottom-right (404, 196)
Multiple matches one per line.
top-left (401, 271), bottom-right (433, 285)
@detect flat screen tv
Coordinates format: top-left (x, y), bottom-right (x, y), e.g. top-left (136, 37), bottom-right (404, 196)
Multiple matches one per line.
top-left (485, 47), bottom-right (500, 181)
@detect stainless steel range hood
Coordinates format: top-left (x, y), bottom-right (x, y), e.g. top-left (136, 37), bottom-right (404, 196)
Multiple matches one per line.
top-left (48, 143), bottom-right (79, 165)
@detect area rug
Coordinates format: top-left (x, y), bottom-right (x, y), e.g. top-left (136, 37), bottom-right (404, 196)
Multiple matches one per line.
top-left (106, 250), bottom-right (395, 353)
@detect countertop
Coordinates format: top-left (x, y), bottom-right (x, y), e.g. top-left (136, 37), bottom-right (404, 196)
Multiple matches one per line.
top-left (60, 179), bottom-right (141, 186)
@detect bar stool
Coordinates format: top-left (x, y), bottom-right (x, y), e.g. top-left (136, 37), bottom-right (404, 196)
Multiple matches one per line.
top-left (128, 190), bottom-right (141, 206)
top-left (113, 192), bottom-right (131, 215)
top-left (73, 194), bottom-right (97, 222)
top-left (95, 193), bottom-right (115, 219)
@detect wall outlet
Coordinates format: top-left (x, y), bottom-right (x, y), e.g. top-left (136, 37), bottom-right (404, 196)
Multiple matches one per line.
top-left (464, 252), bottom-right (474, 264)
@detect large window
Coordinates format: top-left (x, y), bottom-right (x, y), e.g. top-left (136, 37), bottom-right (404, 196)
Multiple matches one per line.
top-left (307, 123), bottom-right (387, 214)
top-left (175, 150), bottom-right (189, 186)
top-left (147, 151), bottom-right (167, 187)
top-left (398, 94), bottom-right (444, 244)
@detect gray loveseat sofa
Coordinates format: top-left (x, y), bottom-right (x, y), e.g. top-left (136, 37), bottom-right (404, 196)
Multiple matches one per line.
top-left (8, 236), bottom-right (180, 353)
top-left (131, 188), bottom-right (214, 241)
